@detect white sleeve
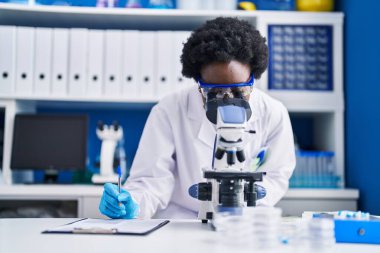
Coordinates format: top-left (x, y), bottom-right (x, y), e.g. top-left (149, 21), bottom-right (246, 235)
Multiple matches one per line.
top-left (256, 103), bottom-right (296, 206)
top-left (123, 105), bottom-right (176, 218)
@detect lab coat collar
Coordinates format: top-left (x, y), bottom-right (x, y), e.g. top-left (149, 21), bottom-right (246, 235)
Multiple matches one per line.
top-left (186, 86), bottom-right (215, 148)
top-left (186, 86), bottom-right (260, 149)
top-left (187, 86), bottom-right (205, 122)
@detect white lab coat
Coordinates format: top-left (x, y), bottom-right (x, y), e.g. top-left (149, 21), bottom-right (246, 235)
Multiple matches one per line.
top-left (124, 86), bottom-right (296, 219)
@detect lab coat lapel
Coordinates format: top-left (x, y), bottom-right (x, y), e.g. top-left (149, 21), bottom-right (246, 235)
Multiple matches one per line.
top-left (197, 117), bottom-right (216, 148)
top-left (245, 89), bottom-right (261, 146)
top-left (187, 86), bottom-right (215, 149)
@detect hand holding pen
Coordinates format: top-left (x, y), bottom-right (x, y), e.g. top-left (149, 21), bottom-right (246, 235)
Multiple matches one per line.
top-left (99, 167), bottom-right (140, 219)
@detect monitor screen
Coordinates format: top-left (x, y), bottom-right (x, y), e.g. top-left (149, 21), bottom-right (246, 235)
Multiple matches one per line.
top-left (11, 114), bottom-right (88, 170)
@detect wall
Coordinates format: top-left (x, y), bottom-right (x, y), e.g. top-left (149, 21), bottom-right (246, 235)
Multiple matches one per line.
top-left (337, 0), bottom-right (380, 214)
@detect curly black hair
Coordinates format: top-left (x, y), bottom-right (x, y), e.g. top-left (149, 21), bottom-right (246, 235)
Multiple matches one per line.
top-left (181, 17), bottom-right (268, 81)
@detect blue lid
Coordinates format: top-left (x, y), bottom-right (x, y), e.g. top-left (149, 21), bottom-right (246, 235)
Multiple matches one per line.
top-left (296, 150), bottom-right (335, 157)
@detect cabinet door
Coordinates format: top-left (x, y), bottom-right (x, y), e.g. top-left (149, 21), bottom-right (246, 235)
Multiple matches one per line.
top-left (276, 199), bottom-right (357, 216)
top-left (81, 196), bottom-right (106, 219)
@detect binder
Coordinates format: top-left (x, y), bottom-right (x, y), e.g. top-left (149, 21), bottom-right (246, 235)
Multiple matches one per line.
top-left (15, 27), bottom-right (35, 96)
top-left (34, 27), bottom-right (52, 96)
top-left (121, 30), bottom-right (140, 98)
top-left (138, 31), bottom-right (156, 99)
top-left (87, 29), bottom-right (104, 97)
top-left (0, 26), bottom-right (16, 95)
top-left (104, 30), bottom-right (122, 97)
top-left (42, 218), bottom-right (170, 236)
top-left (156, 31), bottom-right (175, 98)
top-left (51, 28), bottom-right (69, 96)
top-left (68, 28), bottom-right (88, 97)
top-left (174, 31), bottom-right (192, 91)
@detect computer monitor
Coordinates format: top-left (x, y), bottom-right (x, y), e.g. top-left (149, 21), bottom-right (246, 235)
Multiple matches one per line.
top-left (11, 114), bottom-right (88, 178)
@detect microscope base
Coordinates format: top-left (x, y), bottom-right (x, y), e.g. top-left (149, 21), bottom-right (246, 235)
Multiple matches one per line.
top-left (91, 174), bottom-right (119, 184)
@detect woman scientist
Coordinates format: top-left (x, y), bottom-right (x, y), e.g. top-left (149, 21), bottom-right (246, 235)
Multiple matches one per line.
top-left (99, 17), bottom-right (296, 219)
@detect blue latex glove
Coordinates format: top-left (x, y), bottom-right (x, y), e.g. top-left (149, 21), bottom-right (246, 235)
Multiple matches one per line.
top-left (99, 183), bottom-right (139, 219)
top-left (255, 184), bottom-right (266, 200)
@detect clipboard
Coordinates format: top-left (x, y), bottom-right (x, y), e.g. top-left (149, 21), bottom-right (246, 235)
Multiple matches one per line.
top-left (42, 218), bottom-right (170, 236)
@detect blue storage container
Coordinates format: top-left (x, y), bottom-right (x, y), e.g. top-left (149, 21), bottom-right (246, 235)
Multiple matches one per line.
top-left (255, 0), bottom-right (295, 10)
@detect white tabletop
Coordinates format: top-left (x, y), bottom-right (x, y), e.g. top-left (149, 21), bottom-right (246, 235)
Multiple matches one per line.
top-left (1, 218), bottom-right (379, 253)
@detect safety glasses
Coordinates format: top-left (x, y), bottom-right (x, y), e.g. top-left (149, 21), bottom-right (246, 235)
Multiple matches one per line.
top-left (198, 74), bottom-right (255, 99)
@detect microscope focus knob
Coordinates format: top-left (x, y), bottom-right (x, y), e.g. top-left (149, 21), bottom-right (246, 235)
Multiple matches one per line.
top-left (255, 185), bottom-right (267, 200)
top-left (188, 183), bottom-right (212, 201)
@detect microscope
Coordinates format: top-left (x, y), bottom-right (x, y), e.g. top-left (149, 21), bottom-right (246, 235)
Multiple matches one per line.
top-left (189, 92), bottom-right (266, 223)
top-left (91, 121), bottom-right (123, 184)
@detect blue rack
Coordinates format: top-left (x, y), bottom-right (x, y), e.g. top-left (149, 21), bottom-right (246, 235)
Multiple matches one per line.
top-left (268, 24), bottom-right (333, 91)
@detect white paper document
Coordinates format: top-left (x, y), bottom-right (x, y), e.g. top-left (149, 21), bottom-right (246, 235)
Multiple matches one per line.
top-left (43, 218), bottom-right (169, 235)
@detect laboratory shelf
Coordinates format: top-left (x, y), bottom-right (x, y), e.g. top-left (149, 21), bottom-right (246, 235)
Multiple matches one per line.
top-left (0, 3), bottom-right (342, 30)
top-left (0, 185), bottom-right (359, 217)
top-left (0, 91), bottom-right (344, 112)
top-left (285, 188), bottom-right (359, 199)
top-left (269, 91), bottom-right (344, 113)
top-left (0, 185), bottom-right (358, 199)
top-left (0, 95), bottom-right (158, 104)
top-left (0, 185), bottom-right (103, 198)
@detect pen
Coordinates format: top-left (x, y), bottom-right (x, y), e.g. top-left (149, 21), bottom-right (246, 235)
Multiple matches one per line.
top-left (117, 165), bottom-right (122, 207)
top-left (117, 165), bottom-right (121, 194)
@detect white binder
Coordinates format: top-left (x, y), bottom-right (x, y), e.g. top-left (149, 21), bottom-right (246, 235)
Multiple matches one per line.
top-left (0, 26), bottom-right (16, 95)
top-left (34, 27), bottom-right (52, 96)
top-left (15, 27), bottom-right (35, 96)
top-left (139, 32), bottom-right (156, 99)
top-left (156, 31), bottom-right (175, 98)
top-left (87, 30), bottom-right (104, 97)
top-left (174, 31), bottom-right (192, 91)
top-left (104, 30), bottom-right (122, 97)
top-left (68, 28), bottom-right (88, 97)
top-left (122, 30), bottom-right (140, 98)
top-left (51, 28), bottom-right (69, 96)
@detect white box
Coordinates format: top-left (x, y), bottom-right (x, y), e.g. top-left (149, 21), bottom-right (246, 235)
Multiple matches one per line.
top-left (15, 27), bottom-right (35, 96)
top-left (156, 31), bottom-right (175, 98)
top-left (51, 28), bottom-right (69, 96)
top-left (104, 30), bottom-right (122, 97)
top-left (34, 27), bottom-right (52, 96)
top-left (68, 28), bottom-right (88, 97)
top-left (0, 26), bottom-right (16, 95)
top-left (139, 32), bottom-right (156, 98)
top-left (87, 30), bottom-right (104, 97)
top-left (122, 30), bottom-right (140, 98)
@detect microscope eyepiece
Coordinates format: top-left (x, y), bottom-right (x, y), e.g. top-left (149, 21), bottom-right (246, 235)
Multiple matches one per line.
top-left (97, 120), bottom-right (104, 131)
top-left (207, 91), bottom-right (217, 100)
top-left (232, 90), bottom-right (244, 99)
top-left (112, 121), bottom-right (119, 131)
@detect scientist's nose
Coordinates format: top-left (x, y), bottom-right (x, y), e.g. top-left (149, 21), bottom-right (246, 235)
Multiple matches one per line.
top-left (223, 92), bottom-right (233, 99)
